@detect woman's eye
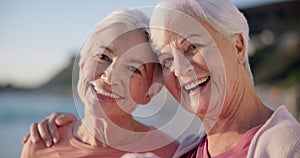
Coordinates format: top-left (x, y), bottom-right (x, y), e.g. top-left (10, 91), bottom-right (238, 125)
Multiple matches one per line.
top-left (128, 66), bottom-right (141, 74)
top-left (162, 57), bottom-right (174, 69)
top-left (98, 54), bottom-right (112, 62)
top-left (186, 43), bottom-right (203, 55)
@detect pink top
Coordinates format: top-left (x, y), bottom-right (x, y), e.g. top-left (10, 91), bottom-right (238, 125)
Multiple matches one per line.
top-left (174, 106), bottom-right (300, 158)
top-left (183, 124), bottom-right (263, 158)
top-left (21, 122), bottom-right (178, 158)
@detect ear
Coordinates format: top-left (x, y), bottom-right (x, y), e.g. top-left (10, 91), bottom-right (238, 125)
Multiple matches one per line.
top-left (148, 82), bottom-right (163, 97)
top-left (234, 33), bottom-right (246, 64)
top-left (80, 61), bottom-right (85, 69)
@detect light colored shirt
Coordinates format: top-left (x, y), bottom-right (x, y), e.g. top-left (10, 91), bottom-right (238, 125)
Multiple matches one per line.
top-left (21, 122), bottom-right (178, 158)
top-left (174, 105), bottom-right (300, 158)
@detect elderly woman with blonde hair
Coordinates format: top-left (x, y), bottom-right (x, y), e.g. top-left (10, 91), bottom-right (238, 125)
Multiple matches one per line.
top-left (20, 8), bottom-right (178, 158)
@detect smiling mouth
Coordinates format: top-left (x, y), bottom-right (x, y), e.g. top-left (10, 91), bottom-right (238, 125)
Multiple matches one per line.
top-left (184, 76), bottom-right (210, 93)
top-left (91, 84), bottom-right (121, 99)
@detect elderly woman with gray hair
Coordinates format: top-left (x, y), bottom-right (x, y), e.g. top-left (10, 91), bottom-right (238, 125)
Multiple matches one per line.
top-left (148, 0), bottom-right (300, 157)
top-left (24, 0), bottom-right (300, 157)
top-left (150, 0), bottom-right (300, 158)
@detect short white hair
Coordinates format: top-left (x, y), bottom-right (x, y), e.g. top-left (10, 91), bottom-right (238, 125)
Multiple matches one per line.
top-left (150, 0), bottom-right (253, 81)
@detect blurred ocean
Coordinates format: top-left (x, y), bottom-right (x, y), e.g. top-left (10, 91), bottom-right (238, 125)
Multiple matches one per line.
top-left (0, 91), bottom-right (201, 158)
top-left (0, 92), bottom-right (78, 158)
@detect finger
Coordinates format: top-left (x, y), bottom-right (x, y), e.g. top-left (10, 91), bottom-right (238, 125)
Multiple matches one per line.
top-left (55, 113), bottom-right (77, 126)
top-left (22, 134), bottom-right (30, 144)
top-left (47, 113), bottom-right (60, 144)
top-left (29, 123), bottom-right (40, 144)
top-left (37, 119), bottom-right (53, 147)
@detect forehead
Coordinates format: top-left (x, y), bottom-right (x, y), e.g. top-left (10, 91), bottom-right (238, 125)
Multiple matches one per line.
top-left (94, 27), bottom-right (147, 50)
top-left (91, 27), bottom-right (158, 64)
top-left (167, 14), bottom-right (207, 37)
top-left (151, 11), bottom-right (215, 51)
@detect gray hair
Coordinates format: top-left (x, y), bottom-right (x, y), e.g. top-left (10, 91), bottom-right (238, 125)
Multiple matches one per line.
top-left (150, 0), bottom-right (253, 81)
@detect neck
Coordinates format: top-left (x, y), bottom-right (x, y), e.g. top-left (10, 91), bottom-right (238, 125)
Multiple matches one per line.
top-left (203, 71), bottom-right (273, 157)
top-left (73, 108), bottom-right (149, 147)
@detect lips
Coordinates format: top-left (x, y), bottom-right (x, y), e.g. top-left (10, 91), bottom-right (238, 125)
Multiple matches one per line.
top-left (90, 84), bottom-right (121, 99)
top-left (183, 76), bottom-right (210, 93)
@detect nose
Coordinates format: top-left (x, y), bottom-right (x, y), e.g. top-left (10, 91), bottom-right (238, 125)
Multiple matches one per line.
top-left (170, 51), bottom-right (193, 77)
top-left (100, 61), bottom-right (116, 84)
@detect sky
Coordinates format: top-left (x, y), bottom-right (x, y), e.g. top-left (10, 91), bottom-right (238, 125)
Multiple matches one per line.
top-left (0, 0), bottom-right (286, 88)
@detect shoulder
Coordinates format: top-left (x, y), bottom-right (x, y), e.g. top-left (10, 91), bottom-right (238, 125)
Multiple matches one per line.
top-left (20, 122), bottom-right (74, 158)
top-left (257, 105), bottom-right (300, 140)
top-left (119, 127), bottom-right (179, 157)
top-left (20, 138), bottom-right (43, 158)
top-left (248, 105), bottom-right (300, 157)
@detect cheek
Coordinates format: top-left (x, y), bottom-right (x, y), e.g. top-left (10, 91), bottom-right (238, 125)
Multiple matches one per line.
top-left (78, 62), bottom-right (102, 101)
top-left (82, 62), bottom-right (101, 80)
top-left (82, 64), bottom-right (97, 82)
top-left (163, 72), bottom-right (181, 101)
top-left (78, 67), bottom-right (92, 98)
top-left (128, 78), bottom-right (148, 103)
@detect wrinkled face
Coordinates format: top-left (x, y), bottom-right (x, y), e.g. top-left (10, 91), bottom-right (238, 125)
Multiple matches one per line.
top-left (78, 27), bottom-right (158, 117)
top-left (152, 12), bottom-right (238, 119)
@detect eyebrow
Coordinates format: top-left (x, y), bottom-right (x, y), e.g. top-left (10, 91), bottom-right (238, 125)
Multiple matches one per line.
top-left (179, 34), bottom-right (202, 45)
top-left (99, 46), bottom-right (114, 54)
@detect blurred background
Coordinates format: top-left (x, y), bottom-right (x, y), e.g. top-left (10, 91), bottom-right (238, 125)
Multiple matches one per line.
top-left (1, 0), bottom-right (299, 157)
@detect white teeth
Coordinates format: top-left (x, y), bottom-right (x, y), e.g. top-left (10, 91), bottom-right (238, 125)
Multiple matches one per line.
top-left (185, 77), bottom-right (210, 91)
top-left (93, 86), bottom-right (120, 99)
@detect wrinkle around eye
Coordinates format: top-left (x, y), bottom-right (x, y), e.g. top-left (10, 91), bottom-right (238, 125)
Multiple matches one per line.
top-left (128, 65), bottom-right (142, 74)
top-left (186, 43), bottom-right (205, 55)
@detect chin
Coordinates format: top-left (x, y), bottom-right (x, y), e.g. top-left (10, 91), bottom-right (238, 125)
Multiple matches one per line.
top-left (196, 106), bottom-right (209, 119)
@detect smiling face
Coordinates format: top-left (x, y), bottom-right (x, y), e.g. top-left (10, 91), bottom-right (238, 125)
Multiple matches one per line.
top-left (158, 31), bottom-right (213, 115)
top-left (78, 26), bottom-right (159, 117)
top-left (151, 12), bottom-right (242, 120)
